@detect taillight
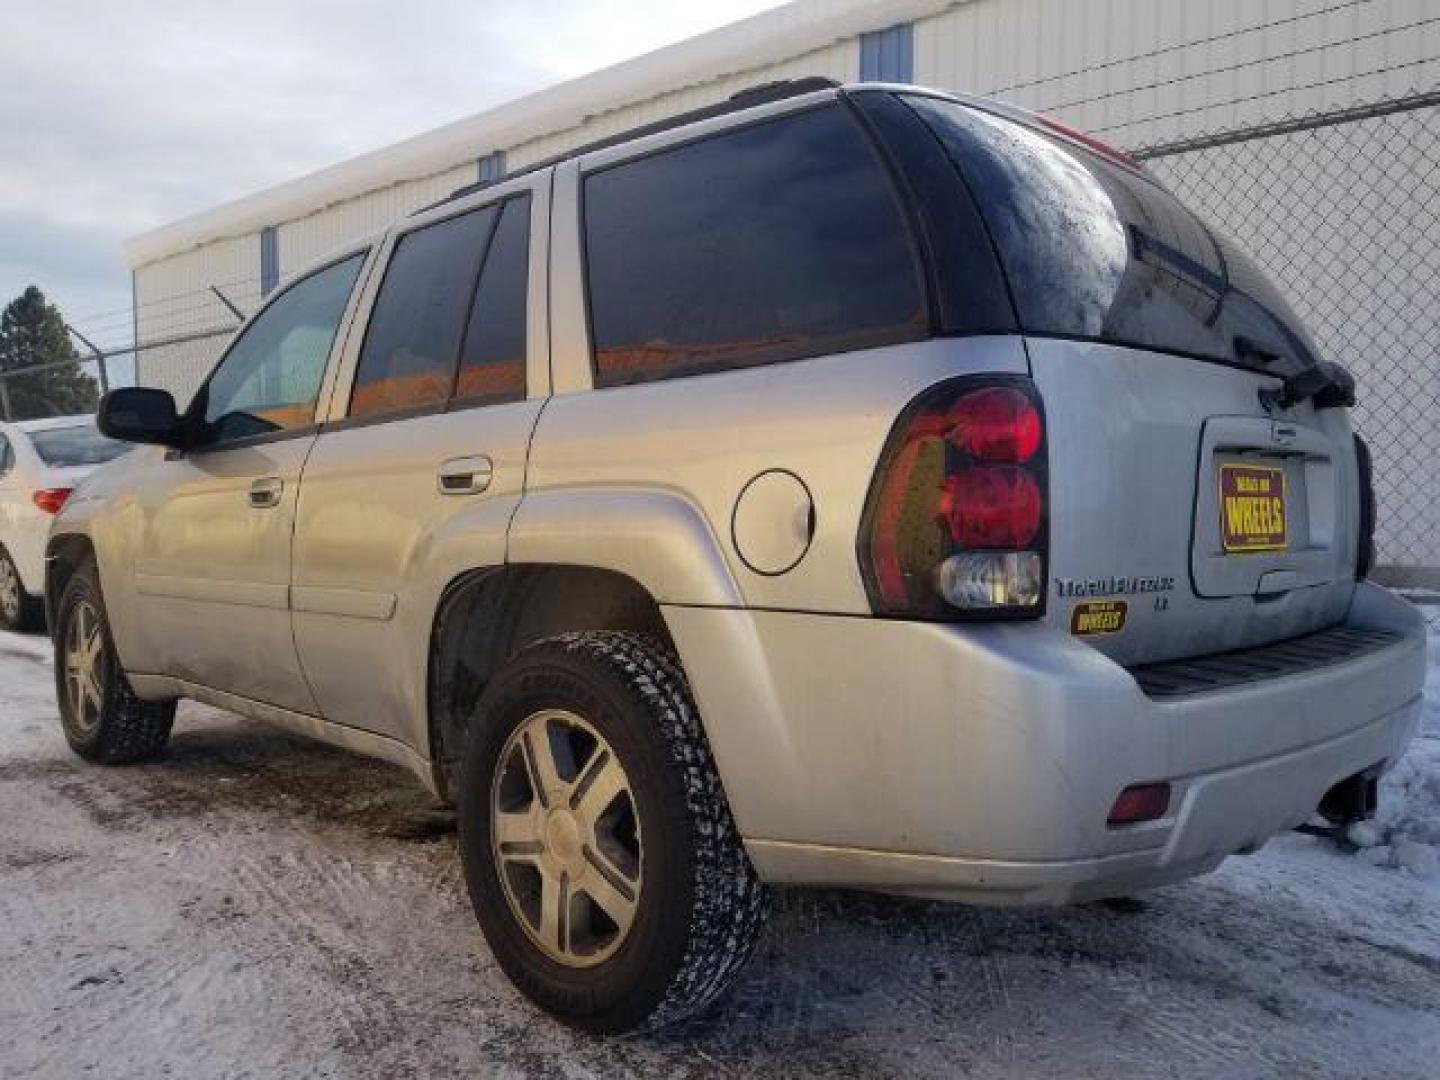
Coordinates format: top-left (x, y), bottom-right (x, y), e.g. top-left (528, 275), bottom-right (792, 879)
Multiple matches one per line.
top-left (32, 488), bottom-right (73, 515)
top-left (1034, 114), bottom-right (1144, 170)
top-left (860, 377), bottom-right (1047, 618)
top-left (1354, 434), bottom-right (1375, 581)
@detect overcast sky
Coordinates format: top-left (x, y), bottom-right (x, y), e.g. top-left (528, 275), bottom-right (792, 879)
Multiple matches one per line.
top-left (0, 0), bottom-right (785, 352)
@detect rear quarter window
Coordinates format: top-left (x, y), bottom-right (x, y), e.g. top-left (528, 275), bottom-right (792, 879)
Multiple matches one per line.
top-left (582, 104), bottom-right (929, 386)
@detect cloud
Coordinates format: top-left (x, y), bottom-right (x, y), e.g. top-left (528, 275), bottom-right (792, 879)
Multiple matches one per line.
top-left (0, 0), bottom-right (783, 350)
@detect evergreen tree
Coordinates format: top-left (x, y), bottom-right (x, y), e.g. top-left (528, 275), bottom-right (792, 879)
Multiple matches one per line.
top-left (0, 286), bottom-right (98, 421)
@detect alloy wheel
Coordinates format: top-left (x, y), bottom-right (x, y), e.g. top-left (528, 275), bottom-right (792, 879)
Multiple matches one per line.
top-left (491, 709), bottom-right (643, 967)
top-left (63, 600), bottom-right (107, 736)
top-left (0, 557), bottom-right (19, 624)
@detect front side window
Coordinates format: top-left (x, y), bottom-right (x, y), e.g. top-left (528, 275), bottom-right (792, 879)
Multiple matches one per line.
top-left (583, 104), bottom-right (928, 386)
top-left (200, 253), bottom-right (364, 444)
top-left (29, 424), bottom-right (127, 467)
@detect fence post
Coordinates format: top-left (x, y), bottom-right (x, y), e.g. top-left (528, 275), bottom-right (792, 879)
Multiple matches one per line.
top-left (65, 323), bottom-right (110, 395)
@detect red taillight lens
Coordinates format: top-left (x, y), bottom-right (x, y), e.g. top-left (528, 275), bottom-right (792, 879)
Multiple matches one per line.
top-left (1107, 783), bottom-right (1172, 826)
top-left (32, 488), bottom-right (73, 515)
top-left (942, 467), bottom-right (1041, 548)
top-left (1035, 114), bottom-right (1143, 170)
top-left (947, 387), bottom-right (1042, 463)
top-left (860, 378), bottom-right (1047, 618)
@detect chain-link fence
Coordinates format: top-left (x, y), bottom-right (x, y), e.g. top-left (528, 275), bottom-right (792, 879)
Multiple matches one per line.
top-left (1134, 91), bottom-right (1440, 595)
top-left (0, 358), bottom-right (103, 424)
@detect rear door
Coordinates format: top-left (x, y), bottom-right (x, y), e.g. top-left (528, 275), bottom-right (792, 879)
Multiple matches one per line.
top-left (291, 174), bottom-right (548, 747)
top-left (901, 93), bottom-right (1361, 665)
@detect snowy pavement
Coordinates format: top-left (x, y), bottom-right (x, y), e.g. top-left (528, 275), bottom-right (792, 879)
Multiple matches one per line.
top-left (1, 622), bottom-right (1437, 1079)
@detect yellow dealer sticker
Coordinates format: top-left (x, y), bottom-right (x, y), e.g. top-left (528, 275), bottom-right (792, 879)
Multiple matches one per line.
top-left (1070, 599), bottom-right (1128, 636)
top-left (1219, 463), bottom-right (1288, 553)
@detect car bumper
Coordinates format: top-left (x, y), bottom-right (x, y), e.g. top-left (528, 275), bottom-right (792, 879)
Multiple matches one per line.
top-left (5, 518), bottom-right (48, 596)
top-left (664, 582), bottom-right (1426, 906)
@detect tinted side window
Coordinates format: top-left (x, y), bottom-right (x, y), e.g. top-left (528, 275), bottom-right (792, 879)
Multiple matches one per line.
top-left (584, 105), bottom-right (927, 386)
top-left (201, 254), bottom-right (364, 444)
top-left (456, 196), bottom-right (530, 403)
top-left (0, 436), bottom-right (12, 475)
top-left (351, 207), bottom-right (497, 419)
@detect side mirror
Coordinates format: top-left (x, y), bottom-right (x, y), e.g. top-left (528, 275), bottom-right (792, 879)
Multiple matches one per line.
top-left (96, 388), bottom-right (185, 447)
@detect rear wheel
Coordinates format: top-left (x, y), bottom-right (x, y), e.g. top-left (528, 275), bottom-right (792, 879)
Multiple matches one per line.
top-left (459, 632), bottom-right (769, 1033)
top-left (54, 560), bottom-right (175, 764)
top-left (0, 548), bottom-right (42, 633)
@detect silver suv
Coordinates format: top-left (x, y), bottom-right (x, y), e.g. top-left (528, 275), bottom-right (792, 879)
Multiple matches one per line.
top-left (48, 80), bottom-right (1427, 1032)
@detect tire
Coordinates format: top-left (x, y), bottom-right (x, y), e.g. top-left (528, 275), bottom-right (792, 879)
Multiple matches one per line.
top-left (53, 558), bottom-right (176, 764)
top-left (458, 632), bottom-right (770, 1034)
top-left (0, 547), bottom-right (42, 633)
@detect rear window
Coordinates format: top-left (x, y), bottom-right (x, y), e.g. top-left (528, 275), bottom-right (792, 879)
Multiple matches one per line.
top-left (456, 198), bottom-right (529, 403)
top-left (29, 424), bottom-right (127, 467)
top-left (352, 206), bottom-right (498, 419)
top-left (583, 104), bottom-right (928, 386)
top-left (904, 95), bottom-right (1320, 376)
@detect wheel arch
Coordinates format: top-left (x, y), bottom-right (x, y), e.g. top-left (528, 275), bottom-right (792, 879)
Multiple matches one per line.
top-left (44, 532), bottom-right (96, 637)
top-left (426, 563), bottom-right (676, 801)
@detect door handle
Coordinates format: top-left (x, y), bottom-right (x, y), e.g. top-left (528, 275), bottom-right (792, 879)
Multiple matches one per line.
top-left (437, 455), bottom-right (493, 495)
top-left (249, 477), bottom-right (284, 509)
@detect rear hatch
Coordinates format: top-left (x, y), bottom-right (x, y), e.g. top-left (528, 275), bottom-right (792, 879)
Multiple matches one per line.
top-left (902, 93), bottom-right (1363, 665)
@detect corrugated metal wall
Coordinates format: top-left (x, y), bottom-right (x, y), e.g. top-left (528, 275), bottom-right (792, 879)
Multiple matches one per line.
top-left (914, 0), bottom-right (1440, 145)
top-left (505, 40), bottom-right (858, 169)
top-left (275, 162), bottom-right (476, 272)
top-left (132, 233), bottom-right (261, 403)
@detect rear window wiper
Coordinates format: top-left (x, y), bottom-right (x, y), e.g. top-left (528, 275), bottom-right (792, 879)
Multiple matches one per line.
top-left (1257, 360), bottom-right (1355, 411)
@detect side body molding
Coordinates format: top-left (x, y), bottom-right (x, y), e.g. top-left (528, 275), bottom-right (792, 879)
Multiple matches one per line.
top-left (506, 486), bottom-right (744, 608)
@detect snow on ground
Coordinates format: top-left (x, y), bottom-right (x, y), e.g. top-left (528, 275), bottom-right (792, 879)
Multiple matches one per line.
top-left (1345, 622), bottom-right (1440, 878)
top-left (1, 622), bottom-right (1438, 1079)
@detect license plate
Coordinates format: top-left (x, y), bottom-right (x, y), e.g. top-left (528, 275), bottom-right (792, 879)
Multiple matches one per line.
top-left (1219, 463), bottom-right (1288, 553)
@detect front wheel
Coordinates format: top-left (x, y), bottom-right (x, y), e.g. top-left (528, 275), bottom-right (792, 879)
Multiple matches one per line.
top-left (54, 560), bottom-right (175, 764)
top-left (459, 632), bottom-right (770, 1033)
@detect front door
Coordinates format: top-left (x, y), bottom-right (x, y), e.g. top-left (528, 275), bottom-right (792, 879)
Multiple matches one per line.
top-left (291, 179), bottom-right (548, 747)
top-left (129, 252), bottom-right (368, 713)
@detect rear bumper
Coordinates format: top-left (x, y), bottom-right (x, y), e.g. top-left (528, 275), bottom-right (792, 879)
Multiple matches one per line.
top-left (4, 517), bottom-right (47, 596)
top-left (745, 693), bottom-right (1418, 904)
top-left (665, 583), bottom-right (1427, 905)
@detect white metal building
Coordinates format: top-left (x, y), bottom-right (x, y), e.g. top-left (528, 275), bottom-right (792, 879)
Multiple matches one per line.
top-left (121, 0), bottom-right (1440, 577)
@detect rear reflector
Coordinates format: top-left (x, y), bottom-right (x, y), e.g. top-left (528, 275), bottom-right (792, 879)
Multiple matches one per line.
top-left (1107, 783), bottom-right (1171, 826)
top-left (32, 488), bottom-right (73, 515)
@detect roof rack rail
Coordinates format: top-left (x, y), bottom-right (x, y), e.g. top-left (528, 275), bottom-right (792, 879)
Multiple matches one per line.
top-left (420, 76), bottom-right (842, 215)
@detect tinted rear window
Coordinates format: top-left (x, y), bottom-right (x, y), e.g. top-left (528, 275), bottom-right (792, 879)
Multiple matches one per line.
top-left (351, 206), bottom-right (498, 419)
top-left (904, 95), bottom-right (1320, 375)
top-left (584, 104), bottom-right (927, 386)
top-left (456, 197), bottom-right (529, 403)
top-left (29, 424), bottom-right (128, 467)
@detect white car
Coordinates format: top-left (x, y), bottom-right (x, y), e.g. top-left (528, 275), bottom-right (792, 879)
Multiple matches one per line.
top-left (0, 415), bottom-right (128, 631)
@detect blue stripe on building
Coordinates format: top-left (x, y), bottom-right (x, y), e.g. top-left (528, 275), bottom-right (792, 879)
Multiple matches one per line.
top-left (259, 225), bottom-right (279, 296)
top-left (860, 23), bottom-right (914, 83)
top-left (478, 150), bottom-right (507, 184)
